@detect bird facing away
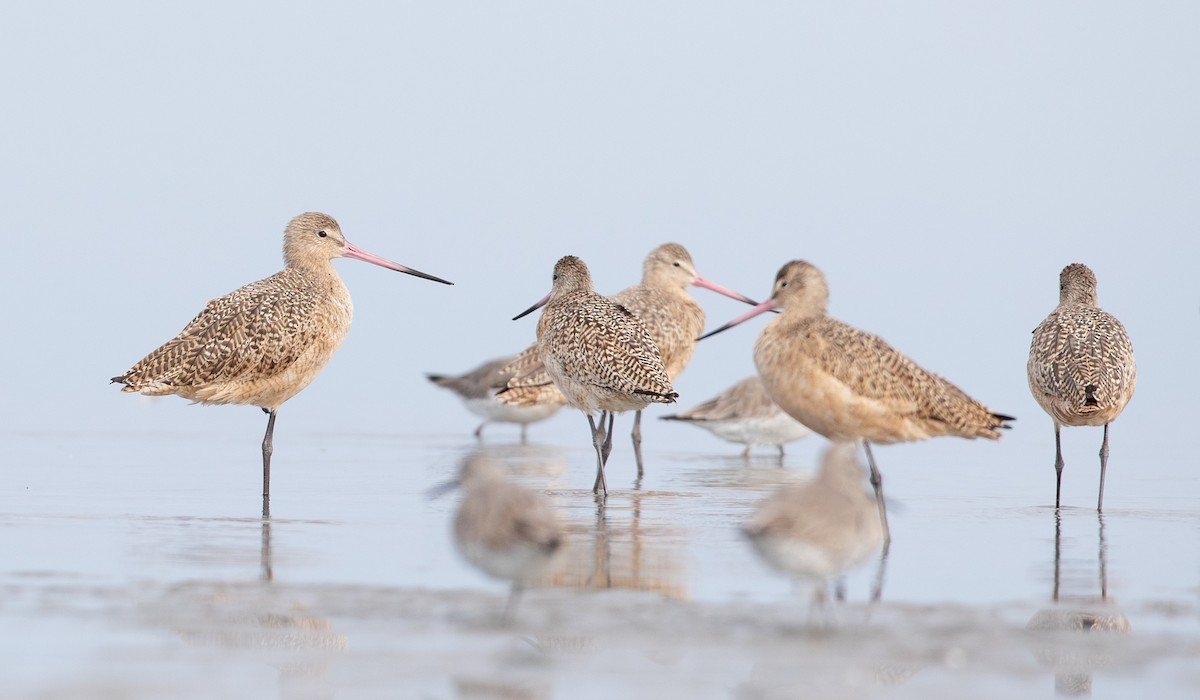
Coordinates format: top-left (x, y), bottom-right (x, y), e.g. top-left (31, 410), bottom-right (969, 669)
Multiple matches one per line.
top-left (701, 260), bottom-right (1013, 545)
top-left (1028, 263), bottom-right (1136, 510)
top-left (426, 355), bottom-right (563, 442)
top-left (503, 255), bottom-right (677, 495)
top-left (742, 442), bottom-right (884, 609)
top-left (112, 212), bottom-right (452, 508)
top-left (450, 453), bottom-right (564, 621)
top-left (660, 375), bottom-right (813, 459)
top-left (500, 243), bottom-right (756, 478)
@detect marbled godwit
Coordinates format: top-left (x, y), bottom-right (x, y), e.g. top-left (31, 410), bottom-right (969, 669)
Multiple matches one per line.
top-left (701, 260), bottom-right (1012, 544)
top-left (660, 375), bottom-right (812, 459)
top-left (426, 355), bottom-right (563, 441)
top-left (610, 243), bottom-right (757, 474)
top-left (742, 443), bottom-right (884, 610)
top-left (112, 212), bottom-right (451, 504)
top-left (1028, 263), bottom-right (1135, 510)
top-left (501, 244), bottom-right (755, 476)
top-left (443, 453), bottom-right (564, 620)
top-left (504, 255), bottom-right (677, 495)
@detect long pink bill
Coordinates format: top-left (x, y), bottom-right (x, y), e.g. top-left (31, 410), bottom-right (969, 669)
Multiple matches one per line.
top-left (696, 297), bottom-right (777, 341)
top-left (513, 292), bottom-right (552, 321)
top-left (343, 242), bottom-right (454, 285)
top-left (691, 274), bottom-right (761, 306)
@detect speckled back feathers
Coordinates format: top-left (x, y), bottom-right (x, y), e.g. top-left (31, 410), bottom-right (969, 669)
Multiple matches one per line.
top-left (1028, 263), bottom-right (1135, 426)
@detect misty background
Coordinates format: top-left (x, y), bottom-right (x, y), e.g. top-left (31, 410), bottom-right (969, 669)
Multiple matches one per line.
top-left (1, 3), bottom-right (1195, 510)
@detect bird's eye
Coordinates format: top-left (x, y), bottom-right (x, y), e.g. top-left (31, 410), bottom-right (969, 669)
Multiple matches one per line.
top-left (780, 281), bottom-right (788, 288)
top-left (672, 262), bottom-right (681, 268)
top-left (318, 230), bottom-right (328, 238)
top-left (553, 274), bottom-right (559, 281)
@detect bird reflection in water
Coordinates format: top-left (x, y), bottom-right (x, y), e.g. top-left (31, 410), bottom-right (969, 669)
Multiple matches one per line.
top-left (1027, 510), bottom-right (1130, 696)
top-left (540, 489), bottom-right (690, 601)
top-left (154, 511), bottom-right (346, 700)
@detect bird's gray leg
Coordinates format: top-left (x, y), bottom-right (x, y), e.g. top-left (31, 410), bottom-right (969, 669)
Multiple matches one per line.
top-left (261, 409), bottom-right (277, 503)
top-left (862, 442), bottom-right (891, 550)
top-left (601, 412), bottom-right (615, 464)
top-left (1097, 423), bottom-right (1110, 512)
top-left (589, 414), bottom-right (609, 495)
top-left (632, 409), bottom-right (645, 477)
top-left (1054, 425), bottom-right (1065, 509)
top-left (473, 421), bottom-right (485, 440)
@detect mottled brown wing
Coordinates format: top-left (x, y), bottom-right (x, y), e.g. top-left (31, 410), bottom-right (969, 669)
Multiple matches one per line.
top-left (612, 284), bottom-right (704, 377)
top-left (812, 318), bottom-right (998, 431)
top-left (502, 343), bottom-right (552, 389)
top-left (671, 376), bottom-right (775, 421)
top-left (1028, 306), bottom-right (1135, 412)
top-left (117, 271), bottom-right (323, 392)
top-left (545, 292), bottom-right (675, 401)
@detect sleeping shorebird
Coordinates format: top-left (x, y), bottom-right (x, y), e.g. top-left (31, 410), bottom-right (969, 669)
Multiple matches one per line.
top-left (503, 255), bottom-right (677, 495)
top-left (440, 453), bottom-right (564, 621)
top-left (1028, 263), bottom-right (1136, 510)
top-left (426, 355), bottom-right (563, 441)
top-left (500, 243), bottom-right (755, 477)
top-left (660, 375), bottom-right (813, 459)
top-left (701, 260), bottom-right (1012, 545)
top-left (742, 443), bottom-right (884, 613)
top-left (112, 212), bottom-right (451, 506)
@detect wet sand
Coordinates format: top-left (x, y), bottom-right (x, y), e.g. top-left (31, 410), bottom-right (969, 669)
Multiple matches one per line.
top-left (2, 430), bottom-right (1197, 698)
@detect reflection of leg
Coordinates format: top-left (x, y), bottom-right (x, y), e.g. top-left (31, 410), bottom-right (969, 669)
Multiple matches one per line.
top-left (261, 409), bottom-right (277, 500)
top-left (632, 409), bottom-right (645, 477)
top-left (1052, 509), bottom-right (1063, 602)
top-left (1054, 425), bottom-right (1065, 508)
top-left (1097, 423), bottom-right (1110, 511)
top-left (588, 414), bottom-right (608, 495)
top-left (834, 577), bottom-right (847, 602)
top-left (862, 442), bottom-right (891, 549)
top-left (260, 517), bottom-right (273, 583)
top-left (1097, 511), bottom-right (1109, 599)
top-left (502, 584), bottom-right (523, 624)
top-left (869, 545), bottom-right (889, 603)
top-left (520, 424), bottom-right (528, 445)
top-left (809, 582), bottom-right (831, 629)
top-left (473, 421), bottom-right (485, 440)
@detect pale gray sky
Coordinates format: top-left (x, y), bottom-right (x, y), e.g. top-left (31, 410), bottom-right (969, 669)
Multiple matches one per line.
top-left (1, 3), bottom-right (1195, 473)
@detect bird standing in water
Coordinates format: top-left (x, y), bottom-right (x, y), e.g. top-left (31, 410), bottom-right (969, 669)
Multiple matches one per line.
top-left (1028, 263), bottom-right (1135, 510)
top-left (112, 212), bottom-right (452, 511)
top-left (501, 244), bottom-right (755, 477)
top-left (505, 255), bottom-right (677, 495)
top-left (701, 260), bottom-right (1012, 545)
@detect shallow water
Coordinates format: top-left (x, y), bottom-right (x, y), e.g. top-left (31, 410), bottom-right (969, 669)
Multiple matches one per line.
top-left (2, 428), bottom-right (1197, 698)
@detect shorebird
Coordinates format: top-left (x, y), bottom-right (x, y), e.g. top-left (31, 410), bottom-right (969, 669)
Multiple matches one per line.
top-left (504, 255), bottom-right (677, 495)
top-left (742, 443), bottom-right (884, 611)
top-left (112, 212), bottom-right (451, 505)
top-left (501, 243), bottom-right (755, 476)
top-left (701, 260), bottom-right (1012, 544)
top-left (1028, 263), bottom-right (1136, 510)
top-left (441, 453), bottom-right (564, 620)
top-left (660, 375), bottom-right (812, 459)
top-left (426, 355), bottom-right (563, 441)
